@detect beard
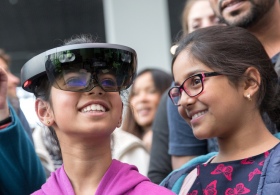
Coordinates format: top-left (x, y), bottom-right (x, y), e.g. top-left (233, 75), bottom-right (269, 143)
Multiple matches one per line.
top-left (221, 0), bottom-right (275, 28)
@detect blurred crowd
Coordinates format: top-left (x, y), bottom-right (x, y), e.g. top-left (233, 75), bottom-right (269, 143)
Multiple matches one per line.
top-left (1, 0), bottom-right (280, 194)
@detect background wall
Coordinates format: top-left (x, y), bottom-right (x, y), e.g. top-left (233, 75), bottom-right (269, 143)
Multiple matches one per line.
top-left (0, 0), bottom-right (185, 77)
top-left (103, 0), bottom-right (172, 73)
top-left (0, 0), bottom-right (186, 128)
top-left (0, 0), bottom-right (106, 78)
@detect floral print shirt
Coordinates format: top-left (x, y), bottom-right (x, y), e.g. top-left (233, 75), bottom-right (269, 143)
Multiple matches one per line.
top-left (187, 144), bottom-right (279, 195)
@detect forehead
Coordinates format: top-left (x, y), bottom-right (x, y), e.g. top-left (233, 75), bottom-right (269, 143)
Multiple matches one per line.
top-left (172, 50), bottom-right (213, 83)
top-left (188, 0), bottom-right (215, 19)
top-left (0, 58), bottom-right (8, 70)
top-left (133, 72), bottom-right (154, 90)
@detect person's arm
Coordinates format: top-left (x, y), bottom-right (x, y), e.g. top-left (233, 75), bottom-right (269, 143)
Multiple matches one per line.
top-left (0, 67), bottom-right (9, 125)
top-left (0, 67), bottom-right (46, 194)
top-left (148, 91), bottom-right (173, 184)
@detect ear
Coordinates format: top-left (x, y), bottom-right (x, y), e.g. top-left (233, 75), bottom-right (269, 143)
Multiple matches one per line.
top-left (35, 98), bottom-right (54, 126)
top-left (117, 103), bottom-right (123, 128)
top-left (117, 117), bottom-right (122, 128)
top-left (242, 67), bottom-right (261, 100)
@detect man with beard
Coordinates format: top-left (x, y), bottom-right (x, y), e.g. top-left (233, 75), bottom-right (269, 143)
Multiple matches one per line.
top-left (209, 0), bottom-right (280, 64)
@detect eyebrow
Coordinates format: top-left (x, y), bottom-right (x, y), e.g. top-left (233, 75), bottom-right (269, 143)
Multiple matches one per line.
top-left (174, 69), bottom-right (212, 86)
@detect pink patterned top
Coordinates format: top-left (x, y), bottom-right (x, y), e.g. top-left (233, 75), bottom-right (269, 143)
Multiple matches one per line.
top-left (186, 144), bottom-right (279, 195)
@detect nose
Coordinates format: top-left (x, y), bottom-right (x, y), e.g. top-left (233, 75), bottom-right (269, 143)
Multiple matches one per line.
top-left (86, 85), bottom-right (105, 96)
top-left (135, 91), bottom-right (149, 103)
top-left (202, 19), bottom-right (213, 28)
top-left (178, 91), bottom-right (196, 107)
top-left (85, 79), bottom-right (105, 96)
top-left (8, 72), bottom-right (20, 85)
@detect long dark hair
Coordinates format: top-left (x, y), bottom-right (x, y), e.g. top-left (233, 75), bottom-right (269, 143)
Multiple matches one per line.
top-left (173, 25), bottom-right (280, 128)
top-left (122, 68), bottom-right (172, 138)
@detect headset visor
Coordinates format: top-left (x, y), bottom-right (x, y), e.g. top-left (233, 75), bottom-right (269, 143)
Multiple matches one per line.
top-left (21, 43), bottom-right (137, 93)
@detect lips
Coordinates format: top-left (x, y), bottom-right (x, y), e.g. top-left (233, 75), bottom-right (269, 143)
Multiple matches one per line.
top-left (220, 0), bottom-right (246, 11)
top-left (192, 111), bottom-right (207, 119)
top-left (137, 107), bottom-right (151, 116)
top-left (81, 104), bottom-right (106, 113)
top-left (187, 110), bottom-right (208, 120)
top-left (80, 101), bottom-right (109, 113)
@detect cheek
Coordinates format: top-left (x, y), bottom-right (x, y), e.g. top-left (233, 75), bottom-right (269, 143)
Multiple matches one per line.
top-left (53, 93), bottom-right (74, 108)
top-left (152, 94), bottom-right (161, 107)
top-left (178, 106), bottom-right (191, 124)
top-left (112, 95), bottom-right (123, 119)
top-left (129, 94), bottom-right (138, 107)
top-left (50, 90), bottom-right (78, 116)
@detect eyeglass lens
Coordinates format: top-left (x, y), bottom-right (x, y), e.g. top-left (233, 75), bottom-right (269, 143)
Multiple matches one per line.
top-left (169, 74), bottom-right (203, 105)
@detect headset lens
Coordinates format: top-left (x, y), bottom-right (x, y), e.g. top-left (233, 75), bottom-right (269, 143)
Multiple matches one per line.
top-left (45, 47), bottom-right (136, 92)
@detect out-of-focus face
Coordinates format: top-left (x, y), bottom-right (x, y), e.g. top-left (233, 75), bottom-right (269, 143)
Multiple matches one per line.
top-left (172, 50), bottom-right (246, 140)
top-left (187, 0), bottom-right (221, 33)
top-left (0, 58), bottom-right (20, 98)
top-left (130, 72), bottom-right (161, 129)
top-left (209, 0), bottom-right (276, 28)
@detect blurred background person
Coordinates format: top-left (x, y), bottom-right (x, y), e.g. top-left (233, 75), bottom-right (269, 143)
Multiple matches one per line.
top-left (209, 0), bottom-right (280, 64)
top-left (170, 0), bottom-right (222, 54)
top-left (122, 68), bottom-right (172, 152)
top-left (148, 0), bottom-right (224, 184)
top-left (121, 68), bottom-right (172, 175)
top-left (111, 127), bottom-right (150, 176)
top-left (0, 65), bottom-right (45, 195)
top-left (0, 48), bottom-right (33, 144)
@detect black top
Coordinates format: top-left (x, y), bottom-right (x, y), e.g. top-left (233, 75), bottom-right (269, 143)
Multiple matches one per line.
top-left (187, 144), bottom-right (279, 195)
top-left (148, 91), bottom-right (172, 184)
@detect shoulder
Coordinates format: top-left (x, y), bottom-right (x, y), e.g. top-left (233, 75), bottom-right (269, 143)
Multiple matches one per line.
top-left (133, 181), bottom-right (176, 195)
top-left (112, 128), bottom-right (148, 159)
top-left (258, 142), bottom-right (280, 194)
top-left (160, 152), bottom-right (217, 193)
top-left (39, 166), bottom-right (75, 194)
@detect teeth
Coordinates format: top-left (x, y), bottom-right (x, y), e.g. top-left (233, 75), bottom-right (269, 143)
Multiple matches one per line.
top-left (82, 104), bottom-right (106, 113)
top-left (192, 111), bottom-right (207, 119)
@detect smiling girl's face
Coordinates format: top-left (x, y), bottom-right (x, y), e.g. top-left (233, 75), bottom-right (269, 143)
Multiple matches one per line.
top-left (172, 49), bottom-right (247, 140)
top-left (37, 85), bottom-right (123, 142)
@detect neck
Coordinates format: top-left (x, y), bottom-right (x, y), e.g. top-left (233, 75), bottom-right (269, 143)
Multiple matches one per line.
top-left (247, 1), bottom-right (280, 58)
top-left (61, 136), bottom-right (112, 195)
top-left (143, 125), bottom-right (151, 134)
top-left (213, 113), bottom-right (279, 163)
top-left (142, 126), bottom-right (153, 153)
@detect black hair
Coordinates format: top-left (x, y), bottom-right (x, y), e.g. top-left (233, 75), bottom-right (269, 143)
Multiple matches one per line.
top-left (173, 25), bottom-right (280, 128)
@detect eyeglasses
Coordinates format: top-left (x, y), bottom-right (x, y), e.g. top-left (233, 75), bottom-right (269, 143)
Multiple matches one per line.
top-left (168, 72), bottom-right (221, 106)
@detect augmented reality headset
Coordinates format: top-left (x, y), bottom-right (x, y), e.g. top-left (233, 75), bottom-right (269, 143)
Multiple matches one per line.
top-left (21, 43), bottom-right (137, 93)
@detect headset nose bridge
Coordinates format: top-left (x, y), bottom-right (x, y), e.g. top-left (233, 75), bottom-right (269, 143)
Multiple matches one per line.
top-left (89, 73), bottom-right (100, 85)
top-left (87, 74), bottom-right (104, 92)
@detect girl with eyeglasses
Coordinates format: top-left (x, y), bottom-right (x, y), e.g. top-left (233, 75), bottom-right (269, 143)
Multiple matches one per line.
top-left (19, 35), bottom-right (175, 195)
top-left (161, 26), bottom-right (280, 194)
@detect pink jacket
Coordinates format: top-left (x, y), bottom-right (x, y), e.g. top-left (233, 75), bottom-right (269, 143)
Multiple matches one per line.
top-left (32, 159), bottom-right (175, 195)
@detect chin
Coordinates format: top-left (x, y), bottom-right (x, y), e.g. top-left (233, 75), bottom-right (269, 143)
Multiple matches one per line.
top-left (193, 129), bottom-right (212, 140)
